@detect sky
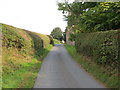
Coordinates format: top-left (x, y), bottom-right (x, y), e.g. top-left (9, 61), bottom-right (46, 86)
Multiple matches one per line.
top-left (0, 0), bottom-right (70, 35)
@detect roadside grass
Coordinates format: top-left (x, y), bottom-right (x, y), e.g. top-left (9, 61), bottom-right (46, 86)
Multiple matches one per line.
top-left (64, 44), bottom-right (118, 88)
top-left (2, 45), bottom-right (53, 88)
top-left (53, 39), bottom-right (62, 44)
top-left (3, 59), bottom-right (41, 88)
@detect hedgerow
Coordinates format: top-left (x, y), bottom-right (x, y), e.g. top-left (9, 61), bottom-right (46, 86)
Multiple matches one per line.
top-left (2, 23), bottom-right (54, 88)
top-left (75, 30), bottom-right (119, 70)
top-left (2, 23), bottom-right (54, 75)
top-left (37, 33), bottom-right (50, 48)
top-left (47, 35), bottom-right (54, 46)
top-left (2, 24), bottom-right (32, 54)
top-left (2, 24), bottom-right (54, 54)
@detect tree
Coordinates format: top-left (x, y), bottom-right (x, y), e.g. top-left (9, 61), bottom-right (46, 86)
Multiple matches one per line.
top-left (57, 1), bottom-right (120, 43)
top-left (58, 1), bottom-right (120, 33)
top-left (51, 27), bottom-right (63, 41)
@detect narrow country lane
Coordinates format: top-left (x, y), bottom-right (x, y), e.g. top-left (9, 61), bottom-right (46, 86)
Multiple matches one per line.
top-left (33, 44), bottom-right (106, 88)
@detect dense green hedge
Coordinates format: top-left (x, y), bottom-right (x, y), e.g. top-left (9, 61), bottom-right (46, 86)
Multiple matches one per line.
top-left (75, 30), bottom-right (119, 69)
top-left (25, 31), bottom-right (43, 53)
top-left (2, 24), bottom-right (33, 54)
top-left (37, 33), bottom-right (50, 48)
top-left (47, 35), bottom-right (54, 46)
top-left (2, 24), bottom-right (54, 54)
top-left (2, 23), bottom-right (54, 88)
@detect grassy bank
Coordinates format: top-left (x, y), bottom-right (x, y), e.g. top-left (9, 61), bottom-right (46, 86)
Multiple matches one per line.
top-left (53, 39), bottom-right (62, 44)
top-left (2, 45), bottom-right (52, 88)
top-left (2, 23), bottom-right (53, 88)
top-left (65, 45), bottom-right (118, 88)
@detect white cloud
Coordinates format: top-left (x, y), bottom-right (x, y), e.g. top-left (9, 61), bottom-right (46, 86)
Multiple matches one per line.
top-left (0, 0), bottom-right (67, 34)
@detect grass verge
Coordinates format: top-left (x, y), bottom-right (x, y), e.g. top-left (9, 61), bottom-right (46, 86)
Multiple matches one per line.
top-left (2, 45), bottom-right (53, 88)
top-left (53, 39), bottom-right (62, 44)
top-left (64, 44), bottom-right (118, 88)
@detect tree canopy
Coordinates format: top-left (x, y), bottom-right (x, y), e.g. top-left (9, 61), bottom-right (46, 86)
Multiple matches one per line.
top-left (51, 27), bottom-right (63, 41)
top-left (58, 1), bottom-right (120, 33)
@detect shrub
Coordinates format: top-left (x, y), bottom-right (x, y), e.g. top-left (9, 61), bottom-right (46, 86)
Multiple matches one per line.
top-left (2, 23), bottom-right (53, 88)
top-left (25, 31), bottom-right (43, 51)
top-left (2, 24), bottom-right (32, 54)
top-left (37, 33), bottom-right (50, 48)
top-left (2, 24), bottom-right (53, 55)
top-left (75, 30), bottom-right (119, 70)
top-left (47, 35), bottom-right (54, 46)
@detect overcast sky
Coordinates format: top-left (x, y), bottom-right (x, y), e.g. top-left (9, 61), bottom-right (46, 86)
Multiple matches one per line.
top-left (0, 0), bottom-right (70, 35)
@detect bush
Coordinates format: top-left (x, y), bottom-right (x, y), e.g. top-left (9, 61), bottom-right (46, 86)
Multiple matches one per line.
top-left (47, 35), bottom-right (54, 46)
top-left (37, 33), bottom-right (50, 48)
top-left (2, 24), bottom-right (32, 54)
top-left (2, 24), bottom-right (54, 54)
top-left (75, 30), bottom-right (119, 70)
top-left (2, 23), bottom-right (54, 88)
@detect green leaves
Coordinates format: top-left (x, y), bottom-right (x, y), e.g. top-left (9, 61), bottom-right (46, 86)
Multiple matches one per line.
top-left (3, 24), bottom-right (26, 49)
top-left (51, 27), bottom-right (63, 41)
top-left (58, 1), bottom-right (120, 33)
top-left (75, 30), bottom-right (118, 69)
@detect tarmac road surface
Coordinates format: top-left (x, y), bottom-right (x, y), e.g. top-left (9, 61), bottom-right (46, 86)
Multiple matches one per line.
top-left (33, 44), bottom-right (106, 88)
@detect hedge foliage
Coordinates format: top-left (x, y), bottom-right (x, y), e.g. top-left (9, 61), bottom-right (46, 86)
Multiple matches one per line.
top-left (75, 30), bottom-right (119, 69)
top-left (47, 35), bottom-right (54, 46)
top-left (2, 24), bottom-right (32, 54)
top-left (37, 33), bottom-right (51, 48)
top-left (2, 24), bottom-right (54, 54)
top-left (2, 23), bottom-right (54, 88)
